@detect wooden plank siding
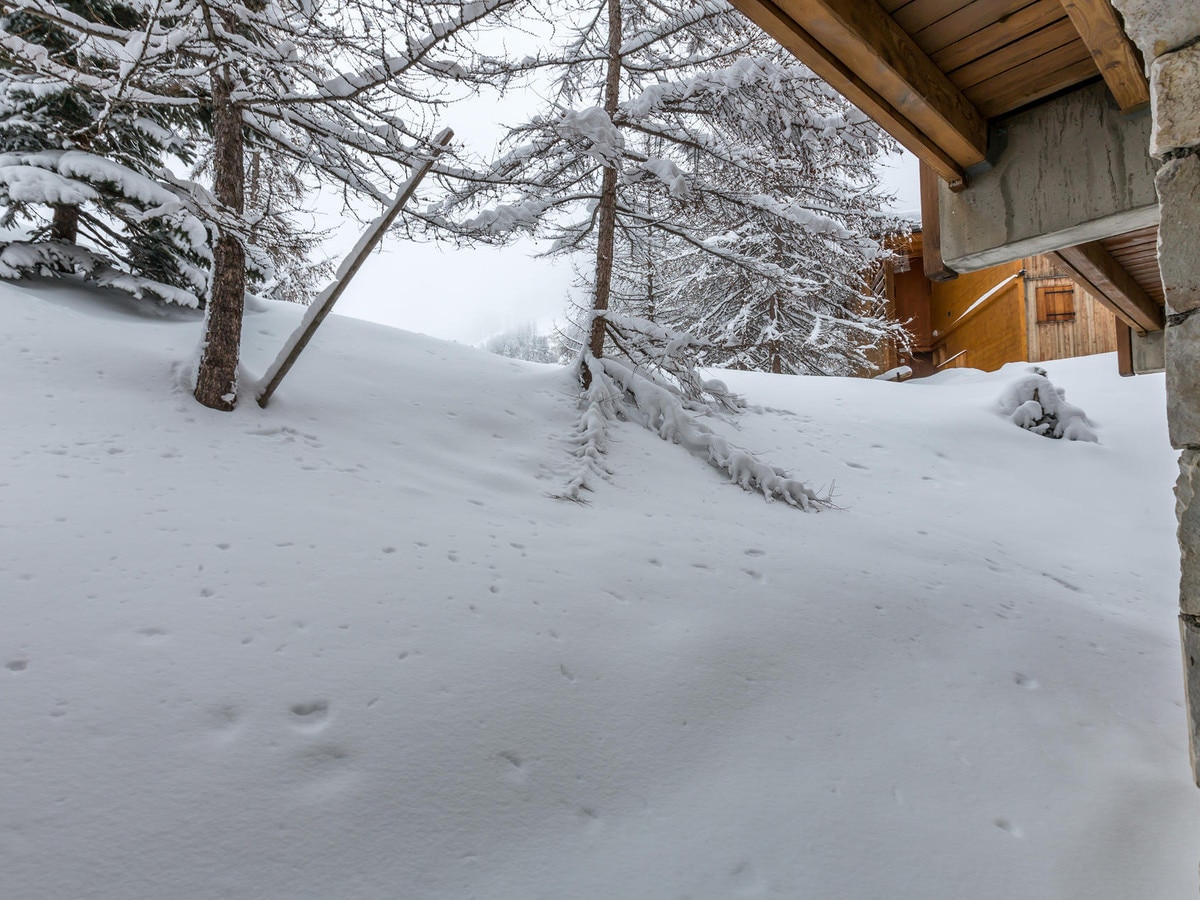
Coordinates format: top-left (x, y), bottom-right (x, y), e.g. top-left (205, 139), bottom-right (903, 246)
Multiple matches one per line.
top-left (1022, 254), bottom-right (1119, 363)
top-left (945, 19), bottom-right (1081, 91)
top-left (1102, 225), bottom-right (1164, 305)
top-left (878, 0), bottom-right (1101, 118)
top-left (865, 244), bottom-right (1126, 378)
top-left (926, 1), bottom-right (1068, 67)
top-left (928, 260), bottom-right (1025, 371)
top-left (929, 259), bottom-right (1023, 330)
top-left (732, 0), bottom-right (1111, 181)
top-left (931, 277), bottom-right (1026, 370)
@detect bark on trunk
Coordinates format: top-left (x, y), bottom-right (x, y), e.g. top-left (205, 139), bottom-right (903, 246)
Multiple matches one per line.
top-left (583, 0), bottom-right (623, 386)
top-left (769, 294), bottom-right (782, 374)
top-left (50, 204), bottom-right (79, 243)
top-left (194, 68), bottom-right (246, 412)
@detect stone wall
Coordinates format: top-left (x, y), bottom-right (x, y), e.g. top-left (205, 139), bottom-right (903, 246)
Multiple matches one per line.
top-left (1113, 0), bottom-right (1200, 784)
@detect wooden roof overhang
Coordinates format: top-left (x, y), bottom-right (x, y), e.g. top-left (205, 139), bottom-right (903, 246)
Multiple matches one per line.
top-left (729, 0), bottom-right (1166, 337)
top-left (729, 0), bottom-right (1147, 186)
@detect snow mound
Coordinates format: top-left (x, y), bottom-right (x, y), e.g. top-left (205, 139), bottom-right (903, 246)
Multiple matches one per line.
top-left (999, 366), bottom-right (1098, 442)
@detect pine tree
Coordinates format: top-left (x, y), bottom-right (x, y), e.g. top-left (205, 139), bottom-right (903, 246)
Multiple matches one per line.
top-left (0, 0), bottom-right (212, 304)
top-left (429, 0), bottom-right (906, 503)
top-left (431, 1), bottom-right (905, 378)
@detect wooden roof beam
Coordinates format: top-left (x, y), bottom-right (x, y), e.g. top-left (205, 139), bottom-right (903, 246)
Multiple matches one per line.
top-left (1050, 241), bottom-right (1164, 333)
top-left (1058, 0), bottom-right (1150, 113)
top-left (729, 0), bottom-right (987, 186)
top-left (919, 160), bottom-right (957, 282)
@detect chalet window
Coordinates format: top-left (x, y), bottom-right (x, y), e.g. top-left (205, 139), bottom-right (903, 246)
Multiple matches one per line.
top-left (1036, 284), bottom-right (1076, 323)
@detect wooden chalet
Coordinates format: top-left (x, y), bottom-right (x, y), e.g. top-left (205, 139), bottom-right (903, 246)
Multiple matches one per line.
top-left (724, 0), bottom-right (1200, 782)
top-left (875, 230), bottom-right (1138, 377)
top-left (731, 0), bottom-right (1168, 373)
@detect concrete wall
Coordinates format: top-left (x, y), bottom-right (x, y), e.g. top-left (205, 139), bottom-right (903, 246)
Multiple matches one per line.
top-left (938, 82), bottom-right (1159, 273)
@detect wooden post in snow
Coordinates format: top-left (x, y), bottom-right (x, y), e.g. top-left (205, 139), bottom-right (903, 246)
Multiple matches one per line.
top-left (256, 127), bottom-right (454, 408)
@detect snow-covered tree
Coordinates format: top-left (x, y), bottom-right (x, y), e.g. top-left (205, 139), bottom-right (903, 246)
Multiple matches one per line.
top-left (0, 0), bottom-right (213, 303)
top-left (429, 0), bottom-right (904, 503)
top-left (432, 1), bottom-right (905, 374)
top-left (1, 0), bottom-right (522, 409)
top-left (178, 0), bottom-right (524, 410)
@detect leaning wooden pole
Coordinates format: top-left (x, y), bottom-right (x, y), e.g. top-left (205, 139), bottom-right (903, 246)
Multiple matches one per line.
top-left (256, 127), bottom-right (453, 408)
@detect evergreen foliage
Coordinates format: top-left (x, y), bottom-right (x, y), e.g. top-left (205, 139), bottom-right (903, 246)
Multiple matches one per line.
top-left (0, 0), bottom-right (211, 303)
top-left (0, 0), bottom-right (520, 406)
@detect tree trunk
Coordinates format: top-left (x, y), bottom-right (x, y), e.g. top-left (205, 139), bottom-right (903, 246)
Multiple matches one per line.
top-left (583, 0), bottom-right (623, 386)
top-left (194, 66), bottom-right (246, 412)
top-left (769, 293), bottom-right (782, 374)
top-left (50, 205), bottom-right (79, 243)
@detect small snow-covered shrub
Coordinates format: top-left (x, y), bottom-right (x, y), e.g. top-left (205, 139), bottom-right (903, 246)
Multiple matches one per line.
top-left (998, 367), bottom-right (1097, 442)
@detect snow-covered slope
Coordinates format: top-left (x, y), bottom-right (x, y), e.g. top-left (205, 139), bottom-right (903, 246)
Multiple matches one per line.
top-left (1, 279), bottom-right (1196, 899)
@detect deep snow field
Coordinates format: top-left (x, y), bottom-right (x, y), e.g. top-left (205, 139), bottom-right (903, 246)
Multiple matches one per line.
top-left (2, 278), bottom-right (1199, 899)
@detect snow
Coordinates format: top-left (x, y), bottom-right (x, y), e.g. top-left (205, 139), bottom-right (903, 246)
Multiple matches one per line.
top-left (556, 106), bottom-right (625, 163)
top-left (1, 277), bottom-right (1197, 898)
top-left (641, 157), bottom-right (691, 199)
top-left (0, 164), bottom-right (97, 206)
top-left (0, 150), bottom-right (183, 209)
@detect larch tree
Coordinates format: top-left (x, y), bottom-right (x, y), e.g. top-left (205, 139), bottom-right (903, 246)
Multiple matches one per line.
top-left (171, 0), bottom-right (523, 410)
top-left (428, 0), bottom-right (906, 504)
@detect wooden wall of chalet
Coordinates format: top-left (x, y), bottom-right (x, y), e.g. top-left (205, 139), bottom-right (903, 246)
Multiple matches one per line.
top-left (865, 243), bottom-right (1120, 379)
top-left (928, 260), bottom-right (1025, 372)
top-left (865, 252), bottom-right (932, 375)
top-left (1021, 255), bottom-right (1118, 363)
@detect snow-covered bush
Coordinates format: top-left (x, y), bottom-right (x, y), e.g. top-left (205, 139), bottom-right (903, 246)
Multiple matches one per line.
top-left (998, 367), bottom-right (1098, 442)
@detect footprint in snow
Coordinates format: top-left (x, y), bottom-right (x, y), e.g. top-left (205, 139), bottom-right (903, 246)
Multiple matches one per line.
top-left (290, 700), bottom-right (330, 733)
top-left (207, 705), bottom-right (242, 741)
top-left (993, 818), bottom-right (1023, 838)
top-left (498, 750), bottom-right (529, 786)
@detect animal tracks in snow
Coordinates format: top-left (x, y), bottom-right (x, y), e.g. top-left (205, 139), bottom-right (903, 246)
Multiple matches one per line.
top-left (244, 425), bottom-right (323, 449)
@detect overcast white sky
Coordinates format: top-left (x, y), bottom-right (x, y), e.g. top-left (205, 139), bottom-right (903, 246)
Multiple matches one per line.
top-left (330, 94), bottom-right (922, 346)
